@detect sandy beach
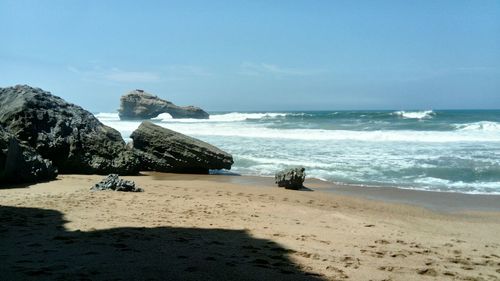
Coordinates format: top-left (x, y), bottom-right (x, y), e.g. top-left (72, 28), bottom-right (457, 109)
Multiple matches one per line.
top-left (1, 174), bottom-right (499, 280)
top-left (2, 1), bottom-right (499, 280)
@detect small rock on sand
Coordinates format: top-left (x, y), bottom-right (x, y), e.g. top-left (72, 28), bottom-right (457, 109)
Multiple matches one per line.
top-left (275, 167), bottom-right (306, 190)
top-left (91, 174), bottom-right (143, 192)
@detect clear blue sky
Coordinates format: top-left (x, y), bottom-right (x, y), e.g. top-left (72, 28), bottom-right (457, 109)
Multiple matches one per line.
top-left (1, 0), bottom-right (499, 111)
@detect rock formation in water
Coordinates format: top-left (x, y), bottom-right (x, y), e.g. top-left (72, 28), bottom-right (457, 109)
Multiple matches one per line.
top-left (118, 90), bottom-right (209, 120)
top-left (0, 85), bottom-right (139, 175)
top-left (91, 174), bottom-right (143, 192)
top-left (275, 167), bottom-right (306, 190)
top-left (131, 121), bottom-right (233, 173)
top-left (0, 126), bottom-right (58, 184)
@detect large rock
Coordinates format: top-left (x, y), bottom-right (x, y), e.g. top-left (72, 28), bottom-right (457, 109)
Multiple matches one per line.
top-left (0, 85), bottom-right (139, 175)
top-left (275, 167), bottom-right (306, 190)
top-left (118, 90), bottom-right (209, 120)
top-left (0, 126), bottom-right (57, 184)
top-left (131, 121), bottom-right (233, 173)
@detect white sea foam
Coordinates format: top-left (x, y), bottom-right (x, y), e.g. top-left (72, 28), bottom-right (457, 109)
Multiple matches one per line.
top-left (394, 110), bottom-right (434, 119)
top-left (413, 177), bottom-right (500, 194)
top-left (152, 124), bottom-right (500, 142)
top-left (207, 112), bottom-right (287, 122)
top-left (236, 155), bottom-right (335, 169)
top-left (96, 116), bottom-right (500, 143)
top-left (151, 113), bottom-right (173, 121)
top-left (95, 111), bottom-right (290, 123)
top-left (94, 111), bottom-right (500, 194)
top-left (153, 112), bottom-right (289, 122)
top-left (454, 121), bottom-right (500, 132)
top-left (94, 112), bottom-right (119, 120)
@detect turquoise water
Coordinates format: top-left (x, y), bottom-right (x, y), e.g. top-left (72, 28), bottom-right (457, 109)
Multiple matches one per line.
top-left (97, 110), bottom-right (500, 194)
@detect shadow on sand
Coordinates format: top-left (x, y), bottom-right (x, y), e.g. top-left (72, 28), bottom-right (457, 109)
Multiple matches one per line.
top-left (0, 205), bottom-right (325, 280)
top-left (0, 178), bottom-right (60, 190)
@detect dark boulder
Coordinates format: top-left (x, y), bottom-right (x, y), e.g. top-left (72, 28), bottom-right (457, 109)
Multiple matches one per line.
top-left (91, 174), bottom-right (143, 192)
top-left (131, 121), bottom-right (233, 173)
top-left (118, 89), bottom-right (209, 120)
top-left (0, 85), bottom-right (139, 175)
top-left (275, 167), bottom-right (306, 190)
top-left (0, 126), bottom-right (57, 184)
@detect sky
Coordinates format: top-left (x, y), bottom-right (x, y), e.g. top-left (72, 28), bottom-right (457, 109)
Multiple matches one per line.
top-left (0, 0), bottom-right (499, 112)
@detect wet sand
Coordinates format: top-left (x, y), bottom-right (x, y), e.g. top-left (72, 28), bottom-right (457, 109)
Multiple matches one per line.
top-left (154, 173), bottom-right (500, 212)
top-left (1, 173), bottom-right (499, 280)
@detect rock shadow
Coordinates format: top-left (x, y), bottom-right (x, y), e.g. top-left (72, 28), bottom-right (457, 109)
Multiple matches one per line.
top-left (0, 206), bottom-right (325, 280)
top-left (298, 186), bottom-right (314, 192)
top-left (0, 178), bottom-right (60, 190)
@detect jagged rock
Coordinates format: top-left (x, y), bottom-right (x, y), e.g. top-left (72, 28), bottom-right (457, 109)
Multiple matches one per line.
top-left (275, 167), bottom-right (306, 190)
top-left (0, 85), bottom-right (139, 175)
top-left (91, 174), bottom-right (143, 192)
top-left (0, 126), bottom-right (57, 184)
top-left (131, 121), bottom-right (233, 173)
top-left (118, 89), bottom-right (209, 120)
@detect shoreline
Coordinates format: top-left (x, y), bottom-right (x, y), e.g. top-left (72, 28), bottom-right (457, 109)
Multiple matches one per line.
top-left (150, 172), bottom-right (500, 213)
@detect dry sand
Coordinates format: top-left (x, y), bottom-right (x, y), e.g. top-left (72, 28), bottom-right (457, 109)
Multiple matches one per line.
top-left (1, 173), bottom-right (499, 280)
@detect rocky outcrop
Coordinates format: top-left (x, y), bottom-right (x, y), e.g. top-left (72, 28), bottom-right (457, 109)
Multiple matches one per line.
top-left (118, 90), bottom-right (209, 120)
top-left (91, 174), bottom-right (143, 192)
top-left (0, 126), bottom-right (57, 184)
top-left (0, 85), bottom-right (139, 175)
top-left (131, 121), bottom-right (233, 173)
top-left (275, 167), bottom-right (306, 190)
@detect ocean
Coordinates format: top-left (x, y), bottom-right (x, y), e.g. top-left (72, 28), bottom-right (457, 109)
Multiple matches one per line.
top-left (96, 110), bottom-right (500, 195)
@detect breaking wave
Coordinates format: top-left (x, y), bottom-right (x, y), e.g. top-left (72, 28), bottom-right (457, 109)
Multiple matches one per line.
top-left (454, 121), bottom-right (500, 132)
top-left (393, 110), bottom-right (434, 119)
top-left (95, 110), bottom-right (500, 194)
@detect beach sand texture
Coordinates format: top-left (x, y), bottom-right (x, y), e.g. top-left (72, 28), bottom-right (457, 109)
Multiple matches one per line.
top-left (1, 174), bottom-right (499, 280)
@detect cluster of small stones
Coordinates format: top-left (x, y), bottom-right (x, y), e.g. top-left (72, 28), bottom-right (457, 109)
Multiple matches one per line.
top-left (91, 174), bottom-right (143, 192)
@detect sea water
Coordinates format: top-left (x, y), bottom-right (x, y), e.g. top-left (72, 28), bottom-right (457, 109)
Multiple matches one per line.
top-left (96, 110), bottom-right (500, 194)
